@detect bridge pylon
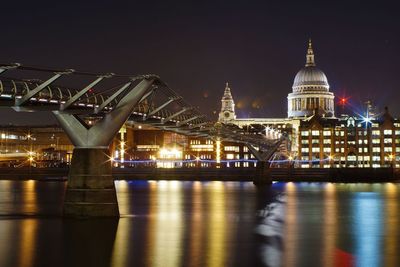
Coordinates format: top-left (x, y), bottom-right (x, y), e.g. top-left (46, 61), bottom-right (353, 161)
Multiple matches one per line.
top-left (247, 140), bottom-right (283, 186)
top-left (53, 78), bottom-right (156, 217)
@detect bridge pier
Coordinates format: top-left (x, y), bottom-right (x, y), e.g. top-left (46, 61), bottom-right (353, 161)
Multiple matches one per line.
top-left (254, 161), bottom-right (272, 186)
top-left (246, 143), bottom-right (281, 186)
top-left (53, 78), bottom-right (156, 217)
top-left (64, 148), bottom-right (118, 217)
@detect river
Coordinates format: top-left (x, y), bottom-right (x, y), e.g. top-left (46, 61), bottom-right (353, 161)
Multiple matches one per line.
top-left (0, 180), bottom-right (399, 267)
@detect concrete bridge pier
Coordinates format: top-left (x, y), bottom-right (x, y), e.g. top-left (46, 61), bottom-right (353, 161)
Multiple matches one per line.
top-left (246, 143), bottom-right (281, 186)
top-left (53, 78), bottom-right (156, 217)
top-left (63, 147), bottom-right (118, 217)
top-left (254, 161), bottom-right (272, 186)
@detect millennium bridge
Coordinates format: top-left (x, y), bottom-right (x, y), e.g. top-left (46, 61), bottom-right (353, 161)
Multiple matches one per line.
top-left (0, 63), bottom-right (284, 217)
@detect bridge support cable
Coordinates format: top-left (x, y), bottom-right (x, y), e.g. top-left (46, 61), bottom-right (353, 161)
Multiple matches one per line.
top-left (94, 81), bottom-right (133, 113)
top-left (0, 63), bottom-right (21, 76)
top-left (162, 107), bottom-right (191, 124)
top-left (176, 115), bottom-right (202, 127)
top-left (60, 76), bottom-right (109, 110)
top-left (53, 77), bottom-right (156, 217)
top-left (16, 70), bottom-right (74, 106)
top-left (146, 97), bottom-right (178, 118)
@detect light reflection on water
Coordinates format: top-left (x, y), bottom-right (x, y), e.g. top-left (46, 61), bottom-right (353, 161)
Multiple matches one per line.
top-left (0, 180), bottom-right (400, 267)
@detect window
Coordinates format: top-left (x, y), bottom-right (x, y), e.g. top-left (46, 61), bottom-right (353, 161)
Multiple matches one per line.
top-left (226, 154), bottom-right (234, 159)
top-left (372, 130), bottom-right (380, 135)
top-left (384, 138), bottom-right (392, 144)
top-left (323, 131), bottom-right (331, 136)
top-left (301, 140), bottom-right (309, 144)
top-left (323, 139), bottom-right (331, 144)
top-left (312, 130), bottom-right (320, 136)
top-left (312, 147), bottom-right (320, 153)
top-left (384, 147), bottom-right (392, 152)
top-left (372, 147), bottom-right (380, 152)
top-left (301, 148), bottom-right (309, 152)
top-left (372, 139), bottom-right (380, 144)
top-left (323, 147), bottom-right (331, 153)
top-left (384, 130), bottom-right (392, 135)
top-left (301, 131), bottom-right (309, 136)
top-left (224, 146), bottom-right (240, 152)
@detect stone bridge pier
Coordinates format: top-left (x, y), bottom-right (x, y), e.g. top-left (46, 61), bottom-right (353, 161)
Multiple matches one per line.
top-left (247, 141), bottom-right (282, 186)
top-left (53, 78), bottom-right (155, 217)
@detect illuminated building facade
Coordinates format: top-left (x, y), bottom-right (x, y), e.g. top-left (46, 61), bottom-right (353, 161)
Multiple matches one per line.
top-left (298, 108), bottom-right (400, 168)
top-left (0, 126), bottom-right (73, 167)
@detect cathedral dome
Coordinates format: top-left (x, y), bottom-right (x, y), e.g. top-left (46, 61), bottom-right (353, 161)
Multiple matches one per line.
top-left (293, 66), bottom-right (329, 89)
top-left (287, 39), bottom-right (335, 118)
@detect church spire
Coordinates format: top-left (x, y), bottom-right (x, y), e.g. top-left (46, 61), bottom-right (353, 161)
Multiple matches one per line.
top-left (305, 39), bottom-right (316, 67)
top-left (218, 82), bottom-right (236, 122)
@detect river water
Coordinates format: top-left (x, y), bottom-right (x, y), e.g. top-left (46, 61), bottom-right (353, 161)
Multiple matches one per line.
top-left (0, 180), bottom-right (399, 267)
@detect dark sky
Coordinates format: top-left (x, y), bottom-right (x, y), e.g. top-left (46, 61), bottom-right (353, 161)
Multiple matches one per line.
top-left (1, 1), bottom-right (399, 124)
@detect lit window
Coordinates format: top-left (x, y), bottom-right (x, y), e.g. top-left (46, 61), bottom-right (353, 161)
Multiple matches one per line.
top-left (384, 147), bottom-right (392, 152)
top-left (226, 154), bottom-right (234, 159)
top-left (384, 138), bottom-right (392, 144)
top-left (323, 147), bottom-right (331, 152)
top-left (301, 131), bottom-right (309, 136)
top-left (372, 130), bottom-right (380, 135)
top-left (323, 131), bottom-right (331, 136)
top-left (372, 156), bottom-right (380, 161)
top-left (312, 147), bottom-right (320, 153)
top-left (301, 148), bottom-right (309, 152)
top-left (323, 139), bottom-right (331, 144)
top-left (312, 130), bottom-right (319, 136)
top-left (301, 140), bottom-right (309, 144)
top-left (372, 139), bottom-right (380, 144)
top-left (372, 147), bottom-right (380, 152)
top-left (384, 130), bottom-right (392, 135)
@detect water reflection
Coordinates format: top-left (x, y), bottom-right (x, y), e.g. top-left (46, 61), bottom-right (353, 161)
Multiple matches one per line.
top-left (1, 181), bottom-right (400, 267)
top-left (322, 183), bottom-right (337, 267)
top-left (384, 183), bottom-right (398, 267)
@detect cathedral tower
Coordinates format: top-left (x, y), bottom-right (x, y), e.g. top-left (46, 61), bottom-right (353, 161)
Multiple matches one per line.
top-left (218, 82), bottom-right (236, 122)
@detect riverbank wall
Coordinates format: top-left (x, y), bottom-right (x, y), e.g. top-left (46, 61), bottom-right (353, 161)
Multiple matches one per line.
top-left (0, 167), bottom-right (399, 183)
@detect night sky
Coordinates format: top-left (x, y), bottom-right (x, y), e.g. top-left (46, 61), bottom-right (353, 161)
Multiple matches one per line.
top-left (1, 1), bottom-right (399, 124)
